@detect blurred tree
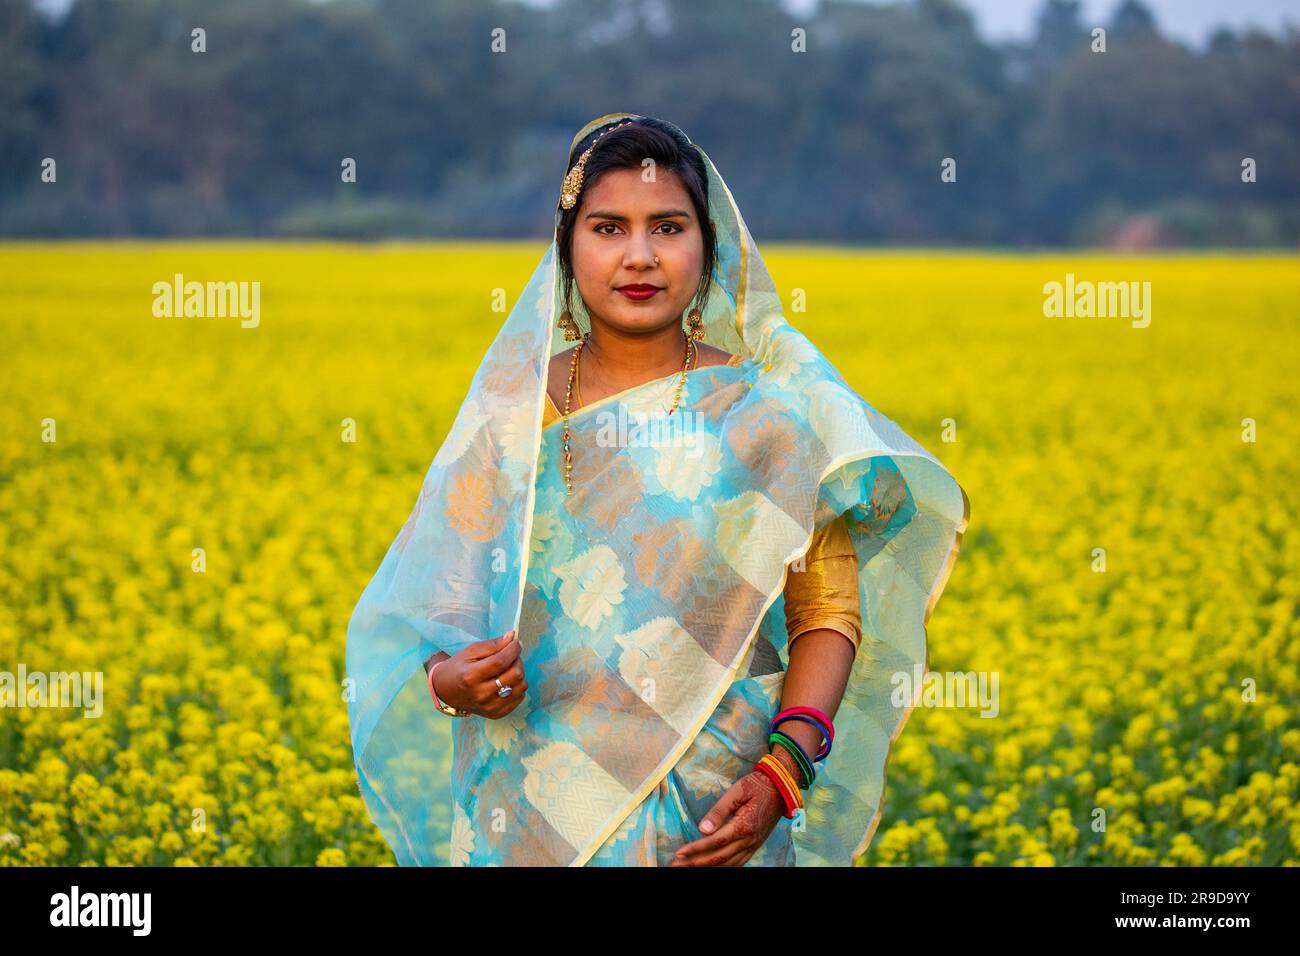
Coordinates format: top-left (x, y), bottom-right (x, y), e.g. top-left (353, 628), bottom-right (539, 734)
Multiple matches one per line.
top-left (0, 0), bottom-right (52, 208)
top-left (1032, 0), bottom-right (1085, 65)
top-left (1107, 0), bottom-right (1159, 41)
top-left (0, 0), bottom-right (1294, 245)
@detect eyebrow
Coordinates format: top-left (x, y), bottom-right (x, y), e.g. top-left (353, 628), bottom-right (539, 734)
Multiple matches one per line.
top-left (584, 209), bottom-right (692, 222)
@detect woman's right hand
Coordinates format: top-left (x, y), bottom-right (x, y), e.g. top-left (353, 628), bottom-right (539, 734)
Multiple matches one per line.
top-left (433, 630), bottom-right (528, 718)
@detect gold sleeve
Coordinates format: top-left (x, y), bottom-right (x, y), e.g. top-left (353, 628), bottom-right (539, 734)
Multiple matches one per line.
top-left (542, 393), bottom-right (561, 429)
top-left (783, 513), bottom-right (862, 655)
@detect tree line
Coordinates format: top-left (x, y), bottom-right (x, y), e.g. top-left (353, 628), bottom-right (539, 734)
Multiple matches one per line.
top-left (1, 0), bottom-right (1297, 245)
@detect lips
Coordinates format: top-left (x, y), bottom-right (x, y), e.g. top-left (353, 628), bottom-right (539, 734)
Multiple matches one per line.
top-left (617, 284), bottom-right (662, 300)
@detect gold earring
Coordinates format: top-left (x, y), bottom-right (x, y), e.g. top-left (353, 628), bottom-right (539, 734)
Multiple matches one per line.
top-left (685, 306), bottom-right (704, 341)
top-left (557, 309), bottom-right (582, 342)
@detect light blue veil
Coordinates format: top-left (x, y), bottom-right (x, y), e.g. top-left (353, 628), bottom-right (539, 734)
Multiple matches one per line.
top-left (346, 112), bottom-right (970, 865)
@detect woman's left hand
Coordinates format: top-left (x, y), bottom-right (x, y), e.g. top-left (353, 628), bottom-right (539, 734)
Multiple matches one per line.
top-left (671, 770), bottom-right (786, 866)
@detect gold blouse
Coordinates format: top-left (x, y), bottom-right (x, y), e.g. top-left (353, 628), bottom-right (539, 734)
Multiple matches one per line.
top-left (541, 352), bottom-right (862, 656)
top-left (783, 513), bottom-right (861, 655)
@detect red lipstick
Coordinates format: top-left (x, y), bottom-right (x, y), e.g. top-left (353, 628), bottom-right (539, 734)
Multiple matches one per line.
top-left (616, 284), bottom-right (662, 300)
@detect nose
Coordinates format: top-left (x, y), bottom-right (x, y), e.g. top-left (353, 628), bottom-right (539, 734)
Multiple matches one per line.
top-left (622, 230), bottom-right (658, 270)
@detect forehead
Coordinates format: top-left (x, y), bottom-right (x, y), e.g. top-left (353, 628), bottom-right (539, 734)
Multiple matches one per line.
top-left (581, 167), bottom-right (692, 212)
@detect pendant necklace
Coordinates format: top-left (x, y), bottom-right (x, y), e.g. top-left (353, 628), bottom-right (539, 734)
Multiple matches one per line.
top-left (561, 332), bottom-right (697, 496)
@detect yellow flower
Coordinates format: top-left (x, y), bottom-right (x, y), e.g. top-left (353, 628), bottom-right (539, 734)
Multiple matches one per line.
top-left (1168, 833), bottom-right (1207, 866)
top-left (1180, 796), bottom-right (1214, 824)
top-left (1263, 704), bottom-right (1289, 732)
top-left (4, 247), bottom-right (1295, 868)
top-left (919, 792), bottom-right (950, 814)
top-left (1143, 775), bottom-right (1187, 807)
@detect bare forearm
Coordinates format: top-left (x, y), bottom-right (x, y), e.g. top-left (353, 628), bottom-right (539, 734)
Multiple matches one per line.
top-left (771, 629), bottom-right (855, 786)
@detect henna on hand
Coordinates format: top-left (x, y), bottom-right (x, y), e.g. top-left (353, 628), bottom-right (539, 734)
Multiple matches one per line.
top-left (671, 770), bottom-right (787, 867)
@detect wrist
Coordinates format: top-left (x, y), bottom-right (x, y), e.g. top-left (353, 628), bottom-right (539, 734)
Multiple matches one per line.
top-left (753, 755), bottom-right (801, 818)
top-left (428, 659), bottom-right (466, 717)
top-left (769, 742), bottom-right (808, 789)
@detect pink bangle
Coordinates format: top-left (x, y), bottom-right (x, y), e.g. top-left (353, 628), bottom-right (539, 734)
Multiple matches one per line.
top-left (777, 705), bottom-right (835, 741)
top-left (428, 659), bottom-right (455, 712)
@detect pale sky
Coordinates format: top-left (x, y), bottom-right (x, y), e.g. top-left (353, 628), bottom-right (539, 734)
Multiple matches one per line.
top-left (32, 0), bottom-right (1300, 49)
top-left (783, 0), bottom-right (1298, 48)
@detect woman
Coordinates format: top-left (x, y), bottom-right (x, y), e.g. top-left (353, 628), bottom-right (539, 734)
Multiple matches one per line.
top-left (346, 113), bottom-right (970, 866)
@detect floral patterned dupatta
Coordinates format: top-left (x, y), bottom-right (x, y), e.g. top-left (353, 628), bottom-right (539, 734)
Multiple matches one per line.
top-left (346, 112), bottom-right (971, 865)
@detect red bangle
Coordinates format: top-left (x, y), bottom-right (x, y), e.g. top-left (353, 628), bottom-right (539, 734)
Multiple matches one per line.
top-left (776, 705), bottom-right (835, 743)
top-left (771, 705), bottom-right (835, 760)
top-left (753, 758), bottom-right (798, 818)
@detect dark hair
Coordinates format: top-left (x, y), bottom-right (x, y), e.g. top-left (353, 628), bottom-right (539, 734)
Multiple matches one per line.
top-left (554, 117), bottom-right (717, 327)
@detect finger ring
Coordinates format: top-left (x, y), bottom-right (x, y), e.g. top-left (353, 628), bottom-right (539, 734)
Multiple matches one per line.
top-left (495, 678), bottom-right (512, 698)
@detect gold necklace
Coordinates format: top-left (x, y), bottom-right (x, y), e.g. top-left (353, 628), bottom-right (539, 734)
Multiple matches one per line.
top-left (562, 332), bottom-right (697, 496)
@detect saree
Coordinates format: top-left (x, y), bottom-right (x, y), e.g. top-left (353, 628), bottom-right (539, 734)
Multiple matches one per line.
top-left (540, 389), bottom-right (860, 866)
top-left (345, 112), bottom-right (971, 866)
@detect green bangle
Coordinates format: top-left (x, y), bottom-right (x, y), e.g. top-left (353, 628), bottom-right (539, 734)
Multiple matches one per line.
top-left (768, 731), bottom-right (816, 790)
top-left (769, 732), bottom-right (815, 789)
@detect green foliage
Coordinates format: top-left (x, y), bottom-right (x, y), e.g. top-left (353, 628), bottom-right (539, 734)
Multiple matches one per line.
top-left (1, 0), bottom-right (1297, 244)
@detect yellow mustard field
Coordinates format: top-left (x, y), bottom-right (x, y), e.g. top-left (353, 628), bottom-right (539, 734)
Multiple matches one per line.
top-left (0, 242), bottom-right (1296, 866)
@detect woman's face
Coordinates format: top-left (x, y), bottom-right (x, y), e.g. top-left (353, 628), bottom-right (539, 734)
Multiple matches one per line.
top-left (569, 167), bottom-right (704, 337)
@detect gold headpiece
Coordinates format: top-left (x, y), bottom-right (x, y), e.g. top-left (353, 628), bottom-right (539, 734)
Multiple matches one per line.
top-left (559, 120), bottom-right (633, 210)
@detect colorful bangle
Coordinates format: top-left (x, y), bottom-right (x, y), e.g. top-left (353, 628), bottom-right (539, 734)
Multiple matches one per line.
top-left (753, 759), bottom-right (795, 817)
top-left (754, 755), bottom-right (800, 818)
top-left (776, 706), bottom-right (836, 743)
top-left (768, 731), bottom-right (816, 789)
top-left (771, 705), bottom-right (835, 758)
top-left (428, 659), bottom-right (467, 718)
top-left (765, 753), bottom-right (804, 812)
top-left (771, 714), bottom-right (833, 761)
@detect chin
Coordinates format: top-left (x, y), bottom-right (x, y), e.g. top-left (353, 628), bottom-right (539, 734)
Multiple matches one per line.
top-left (606, 306), bottom-right (674, 332)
